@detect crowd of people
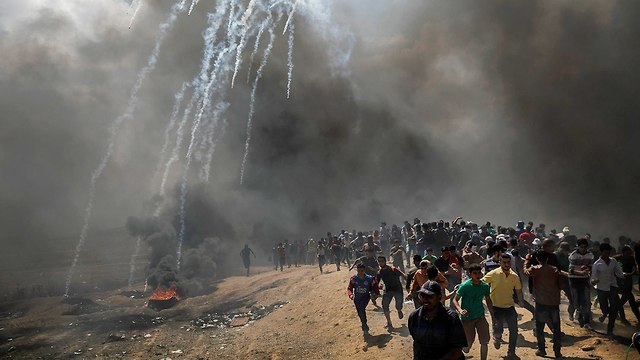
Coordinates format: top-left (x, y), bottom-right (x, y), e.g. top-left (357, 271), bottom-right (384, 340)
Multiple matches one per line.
top-left (246, 217), bottom-right (638, 360)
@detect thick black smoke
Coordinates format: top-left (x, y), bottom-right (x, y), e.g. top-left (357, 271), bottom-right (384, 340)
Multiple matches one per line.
top-left (2, 1), bottom-right (640, 280)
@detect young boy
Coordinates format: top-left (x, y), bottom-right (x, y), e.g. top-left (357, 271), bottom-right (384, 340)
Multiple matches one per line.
top-left (347, 263), bottom-right (380, 333)
top-left (453, 263), bottom-right (495, 360)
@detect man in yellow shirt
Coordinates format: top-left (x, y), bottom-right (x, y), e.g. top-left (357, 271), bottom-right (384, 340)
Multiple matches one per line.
top-left (483, 254), bottom-right (523, 359)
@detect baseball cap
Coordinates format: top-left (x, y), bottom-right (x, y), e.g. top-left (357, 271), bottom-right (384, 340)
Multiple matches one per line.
top-left (417, 280), bottom-right (442, 296)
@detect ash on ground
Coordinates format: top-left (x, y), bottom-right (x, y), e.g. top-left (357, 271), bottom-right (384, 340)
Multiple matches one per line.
top-left (192, 301), bottom-right (288, 330)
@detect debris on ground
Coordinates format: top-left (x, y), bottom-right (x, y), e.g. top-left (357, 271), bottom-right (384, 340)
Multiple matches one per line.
top-left (192, 301), bottom-right (288, 330)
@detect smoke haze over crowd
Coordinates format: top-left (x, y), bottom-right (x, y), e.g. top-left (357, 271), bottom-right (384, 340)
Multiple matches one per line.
top-left (2, 0), bottom-right (640, 274)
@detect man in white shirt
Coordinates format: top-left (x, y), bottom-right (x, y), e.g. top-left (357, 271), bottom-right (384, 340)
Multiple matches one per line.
top-left (591, 243), bottom-right (623, 336)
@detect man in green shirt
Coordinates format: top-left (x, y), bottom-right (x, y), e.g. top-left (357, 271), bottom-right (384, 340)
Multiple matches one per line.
top-left (453, 263), bottom-right (495, 360)
top-left (423, 247), bottom-right (438, 264)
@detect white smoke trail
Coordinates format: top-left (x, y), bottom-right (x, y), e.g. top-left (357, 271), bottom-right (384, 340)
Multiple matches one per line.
top-left (177, 46), bottom-right (234, 271)
top-left (231, 0), bottom-right (258, 88)
top-left (282, 0), bottom-right (297, 35)
top-left (128, 236), bottom-right (142, 288)
top-left (158, 92), bottom-right (195, 203)
top-left (64, 0), bottom-right (188, 296)
top-left (199, 102), bottom-right (230, 182)
top-left (227, 0), bottom-right (237, 38)
top-left (239, 24), bottom-right (277, 185)
top-left (286, 15), bottom-right (295, 99)
top-left (157, 2), bottom-right (228, 201)
top-left (188, 0), bottom-right (200, 16)
top-left (151, 82), bottom-right (188, 191)
top-left (246, 12), bottom-right (271, 83)
top-left (129, 0), bottom-right (143, 29)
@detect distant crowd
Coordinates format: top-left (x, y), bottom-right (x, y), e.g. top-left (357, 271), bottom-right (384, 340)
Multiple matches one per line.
top-left (241, 218), bottom-right (638, 360)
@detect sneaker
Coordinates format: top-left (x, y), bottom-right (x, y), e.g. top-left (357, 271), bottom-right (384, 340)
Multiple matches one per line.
top-left (568, 312), bottom-right (574, 322)
top-left (598, 315), bottom-right (606, 323)
top-left (583, 323), bottom-right (593, 330)
top-left (462, 347), bottom-right (470, 354)
top-left (535, 349), bottom-right (547, 357)
top-left (507, 350), bottom-right (518, 359)
top-left (493, 337), bottom-right (501, 349)
top-left (398, 310), bottom-right (404, 319)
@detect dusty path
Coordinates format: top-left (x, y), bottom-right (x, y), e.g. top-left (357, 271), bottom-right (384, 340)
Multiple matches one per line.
top-left (0, 263), bottom-right (635, 359)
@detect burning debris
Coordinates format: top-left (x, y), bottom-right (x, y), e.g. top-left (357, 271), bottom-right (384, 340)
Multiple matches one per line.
top-left (147, 283), bottom-right (181, 311)
top-left (192, 301), bottom-right (288, 330)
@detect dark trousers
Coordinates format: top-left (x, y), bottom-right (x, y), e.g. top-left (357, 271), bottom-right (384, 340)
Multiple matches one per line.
top-left (569, 278), bottom-right (592, 326)
top-left (493, 306), bottom-right (518, 353)
top-left (354, 296), bottom-right (370, 330)
top-left (597, 288), bottom-right (620, 334)
top-left (535, 303), bottom-right (561, 355)
top-left (619, 281), bottom-right (640, 321)
top-left (278, 256), bottom-right (285, 271)
top-left (564, 281), bottom-right (575, 317)
top-left (333, 250), bottom-right (341, 270)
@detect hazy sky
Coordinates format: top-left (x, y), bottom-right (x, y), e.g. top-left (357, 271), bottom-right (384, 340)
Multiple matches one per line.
top-left (2, 0), bottom-right (639, 261)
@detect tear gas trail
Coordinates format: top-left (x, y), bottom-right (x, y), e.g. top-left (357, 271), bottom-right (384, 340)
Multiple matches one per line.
top-left (239, 23), bottom-right (277, 185)
top-left (177, 46), bottom-right (234, 271)
top-left (128, 236), bottom-right (142, 288)
top-left (158, 92), bottom-right (195, 205)
top-left (200, 102), bottom-right (230, 183)
top-left (188, 0), bottom-right (200, 16)
top-left (246, 12), bottom-right (272, 83)
top-left (64, 0), bottom-right (188, 296)
top-left (231, 0), bottom-right (258, 88)
top-left (286, 16), bottom-right (294, 99)
top-left (129, 0), bottom-right (143, 29)
top-left (158, 2), bottom-right (228, 202)
top-left (282, 0), bottom-right (297, 35)
top-left (151, 82), bottom-right (188, 191)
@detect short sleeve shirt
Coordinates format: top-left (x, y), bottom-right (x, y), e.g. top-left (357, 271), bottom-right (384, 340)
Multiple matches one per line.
top-left (482, 268), bottom-right (521, 308)
top-left (455, 279), bottom-right (490, 320)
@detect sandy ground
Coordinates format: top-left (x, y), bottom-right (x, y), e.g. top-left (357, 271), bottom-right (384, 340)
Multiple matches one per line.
top-left (0, 262), bottom-right (637, 359)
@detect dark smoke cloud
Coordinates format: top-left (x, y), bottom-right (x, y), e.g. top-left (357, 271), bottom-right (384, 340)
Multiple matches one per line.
top-left (2, 0), bottom-right (640, 282)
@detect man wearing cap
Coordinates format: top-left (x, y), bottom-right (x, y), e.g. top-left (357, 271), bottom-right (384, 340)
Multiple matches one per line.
top-left (408, 280), bottom-right (468, 360)
top-left (347, 263), bottom-right (380, 333)
top-left (483, 254), bottom-right (524, 359)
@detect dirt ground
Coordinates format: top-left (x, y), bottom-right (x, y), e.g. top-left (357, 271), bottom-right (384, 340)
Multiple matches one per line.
top-left (0, 262), bottom-right (637, 359)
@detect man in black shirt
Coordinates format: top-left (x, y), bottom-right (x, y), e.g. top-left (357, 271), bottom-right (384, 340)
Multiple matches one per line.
top-left (376, 256), bottom-right (407, 328)
top-left (408, 280), bottom-right (468, 360)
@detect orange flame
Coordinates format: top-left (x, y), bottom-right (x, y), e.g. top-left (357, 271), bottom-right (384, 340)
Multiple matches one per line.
top-left (148, 283), bottom-right (181, 301)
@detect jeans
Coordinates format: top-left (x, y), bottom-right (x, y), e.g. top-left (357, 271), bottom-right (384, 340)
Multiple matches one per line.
top-left (535, 303), bottom-right (561, 355)
top-left (493, 306), bottom-right (518, 353)
top-left (597, 288), bottom-right (621, 334)
top-left (569, 278), bottom-right (592, 325)
top-left (354, 296), bottom-right (370, 331)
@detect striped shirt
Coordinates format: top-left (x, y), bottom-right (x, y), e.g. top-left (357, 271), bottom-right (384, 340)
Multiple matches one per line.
top-left (568, 250), bottom-right (594, 278)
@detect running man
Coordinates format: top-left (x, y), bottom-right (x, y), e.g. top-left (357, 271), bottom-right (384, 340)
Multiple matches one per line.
top-left (347, 263), bottom-right (380, 333)
top-left (453, 263), bottom-right (494, 360)
top-left (240, 244), bottom-right (256, 276)
top-left (376, 256), bottom-right (407, 328)
top-left (483, 254), bottom-right (523, 359)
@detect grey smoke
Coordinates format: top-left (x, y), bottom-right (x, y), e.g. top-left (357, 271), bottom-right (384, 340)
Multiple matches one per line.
top-left (1, 1), bottom-right (640, 283)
